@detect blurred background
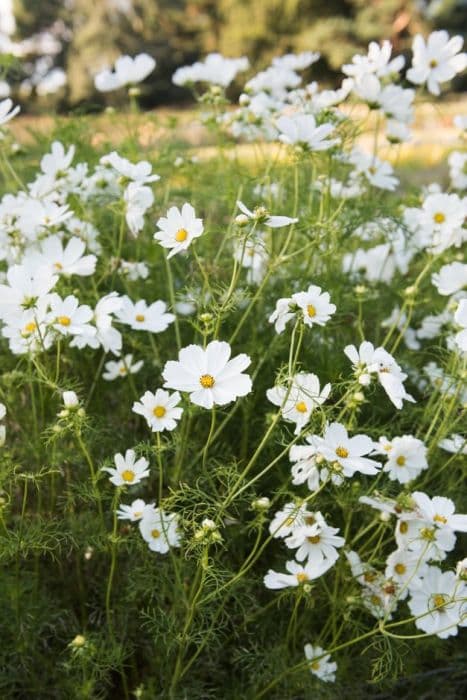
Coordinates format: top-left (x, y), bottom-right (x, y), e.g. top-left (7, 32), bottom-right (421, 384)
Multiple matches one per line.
top-left (0, 0), bottom-right (466, 113)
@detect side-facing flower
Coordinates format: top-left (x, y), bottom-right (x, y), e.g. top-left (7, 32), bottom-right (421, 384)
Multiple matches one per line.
top-left (267, 373), bottom-right (331, 434)
top-left (304, 645), bottom-right (337, 682)
top-left (264, 557), bottom-right (335, 590)
top-left (139, 508), bottom-right (181, 553)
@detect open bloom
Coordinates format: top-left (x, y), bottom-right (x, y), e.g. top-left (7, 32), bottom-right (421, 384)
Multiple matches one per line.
top-left (285, 516), bottom-right (345, 564)
top-left (47, 294), bottom-right (95, 338)
top-left (117, 499), bottom-right (155, 521)
top-left (132, 389), bottom-right (183, 432)
top-left (163, 341), bottom-right (252, 409)
top-left (95, 53), bottom-right (156, 91)
top-left (103, 354), bottom-right (143, 381)
top-left (408, 566), bottom-right (466, 638)
top-left (313, 422), bottom-right (380, 478)
top-left (139, 508), bottom-right (181, 553)
top-left (407, 31), bottom-right (467, 96)
top-left (267, 373), bottom-right (331, 434)
top-left (276, 113), bottom-right (337, 151)
top-left (432, 262), bottom-right (467, 296)
top-left (102, 449), bottom-right (150, 486)
top-left (292, 285), bottom-right (336, 328)
top-left (154, 203), bottom-right (203, 258)
top-left (376, 435), bottom-right (428, 484)
top-left (412, 492), bottom-right (467, 533)
top-left (38, 235), bottom-right (96, 277)
top-left (304, 645), bottom-right (337, 682)
top-left (116, 296), bottom-right (175, 333)
top-left (264, 557), bottom-right (335, 589)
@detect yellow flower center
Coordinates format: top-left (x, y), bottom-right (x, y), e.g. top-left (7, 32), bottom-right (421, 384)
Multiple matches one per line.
top-left (153, 406), bottom-right (166, 418)
top-left (394, 563), bottom-right (406, 575)
top-left (429, 59), bottom-right (438, 68)
top-left (432, 593), bottom-right (448, 611)
top-left (433, 212), bottom-right (445, 224)
top-left (335, 446), bottom-right (349, 458)
top-left (296, 572), bottom-right (309, 583)
top-left (295, 401), bottom-right (308, 413)
top-left (22, 321), bottom-right (37, 336)
top-left (396, 455), bottom-right (406, 466)
top-left (364, 571), bottom-right (376, 583)
top-left (434, 514), bottom-right (447, 524)
top-left (307, 535), bottom-right (321, 544)
top-left (420, 527), bottom-right (435, 541)
top-left (200, 374), bottom-right (215, 388)
top-left (135, 314), bottom-right (145, 322)
top-left (175, 228), bottom-right (188, 242)
top-left (57, 316), bottom-right (71, 326)
top-left (310, 661), bottom-right (320, 671)
top-left (399, 521), bottom-right (408, 534)
top-left (119, 366), bottom-right (127, 375)
top-left (121, 469), bottom-right (135, 483)
top-left (151, 528), bottom-right (161, 539)
top-left (54, 261), bottom-right (63, 270)
top-left (285, 516), bottom-right (295, 526)
top-left (368, 166), bottom-right (377, 175)
top-left (306, 304), bottom-right (316, 318)
top-left (371, 595), bottom-right (382, 606)
top-left (305, 516), bottom-right (315, 525)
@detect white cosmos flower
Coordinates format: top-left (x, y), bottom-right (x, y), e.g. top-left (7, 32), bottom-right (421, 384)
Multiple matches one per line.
top-left (139, 508), bottom-right (181, 553)
top-left (233, 234), bottom-right (268, 285)
top-left (116, 296), bottom-right (175, 333)
top-left (117, 499), bottom-right (156, 521)
top-left (268, 297), bottom-right (294, 334)
top-left (276, 113), bottom-right (337, 151)
top-left (0, 263), bottom-right (58, 322)
top-left (38, 235), bottom-right (96, 277)
top-left (132, 389), bottom-right (183, 432)
top-left (408, 566), bottom-right (467, 638)
top-left (103, 354), bottom-right (143, 381)
top-left (95, 53), bottom-right (156, 91)
top-left (448, 150), bottom-right (467, 190)
top-left (264, 557), bottom-right (335, 590)
top-left (289, 438), bottom-right (320, 492)
top-left (438, 433), bottom-right (467, 455)
top-left (416, 192), bottom-right (467, 253)
top-left (236, 200), bottom-right (298, 228)
top-left (124, 183), bottom-right (154, 237)
top-left (172, 53), bottom-right (249, 87)
top-left (344, 341), bottom-right (415, 409)
top-left (395, 518), bottom-right (456, 562)
top-left (343, 40), bottom-right (405, 79)
top-left (0, 403), bottom-right (6, 421)
top-left (285, 517), bottom-right (345, 564)
top-left (268, 502), bottom-right (315, 539)
top-left (375, 435), bottom-right (428, 484)
top-left (304, 645), bottom-right (337, 683)
top-left (454, 299), bottom-right (467, 352)
top-left (102, 449), bottom-right (150, 486)
top-left (412, 492), bottom-right (467, 533)
top-left (292, 285), bottom-right (336, 328)
top-left (163, 341), bottom-right (252, 409)
top-left (407, 31), bottom-right (467, 96)
top-left (40, 141), bottom-right (75, 179)
top-left (313, 422), bottom-right (380, 478)
top-left (0, 98), bottom-right (20, 125)
top-left (266, 373), bottom-right (331, 435)
top-left (349, 149), bottom-right (399, 191)
top-left (100, 151), bottom-right (160, 185)
top-left (385, 549), bottom-right (429, 596)
top-left (71, 292), bottom-right (123, 355)
top-left (154, 203), bottom-right (203, 258)
top-left (47, 294), bottom-right (95, 338)
top-left (432, 262), bottom-right (467, 296)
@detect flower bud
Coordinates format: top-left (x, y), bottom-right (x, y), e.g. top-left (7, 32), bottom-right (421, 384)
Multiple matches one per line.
top-left (235, 214), bottom-right (249, 227)
top-left (252, 496), bottom-right (271, 511)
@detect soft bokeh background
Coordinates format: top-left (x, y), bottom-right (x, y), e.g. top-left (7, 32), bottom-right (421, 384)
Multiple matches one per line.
top-left (0, 0), bottom-right (466, 112)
